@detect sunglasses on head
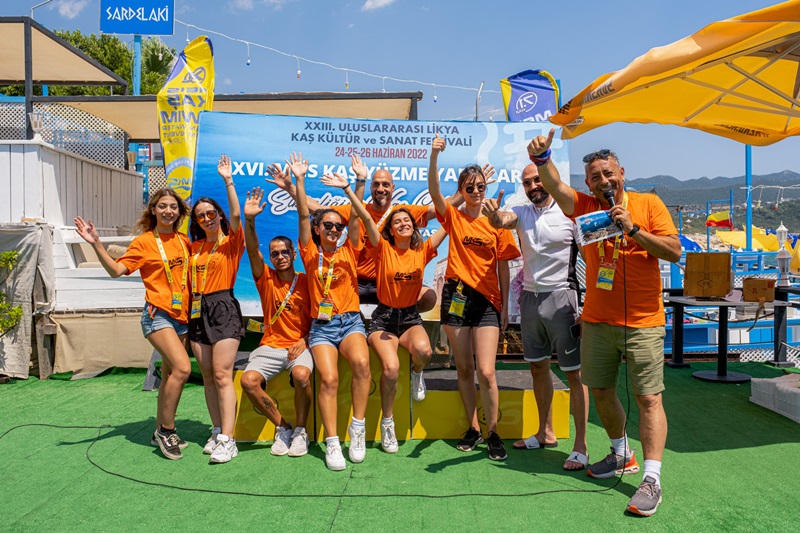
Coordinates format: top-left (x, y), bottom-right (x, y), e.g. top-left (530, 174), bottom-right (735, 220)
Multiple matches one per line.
top-left (321, 221), bottom-right (346, 231)
top-left (270, 249), bottom-right (292, 259)
top-left (195, 210), bottom-right (218, 222)
top-left (464, 183), bottom-right (486, 194)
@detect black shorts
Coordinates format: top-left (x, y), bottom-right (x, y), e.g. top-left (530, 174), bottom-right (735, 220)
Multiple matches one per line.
top-left (368, 302), bottom-right (423, 338)
top-left (439, 278), bottom-right (500, 328)
top-left (189, 289), bottom-right (245, 345)
top-left (358, 277), bottom-right (380, 305)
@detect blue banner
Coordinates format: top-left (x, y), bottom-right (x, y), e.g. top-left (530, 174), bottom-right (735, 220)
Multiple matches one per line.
top-left (501, 70), bottom-right (559, 122)
top-left (100, 0), bottom-right (174, 35)
top-left (192, 113), bottom-right (569, 317)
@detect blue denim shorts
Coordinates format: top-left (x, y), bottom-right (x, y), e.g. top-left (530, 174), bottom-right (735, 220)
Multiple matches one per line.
top-left (308, 312), bottom-right (366, 349)
top-left (141, 303), bottom-right (189, 338)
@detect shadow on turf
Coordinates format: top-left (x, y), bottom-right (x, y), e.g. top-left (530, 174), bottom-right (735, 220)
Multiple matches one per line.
top-left (54, 417), bottom-right (212, 451)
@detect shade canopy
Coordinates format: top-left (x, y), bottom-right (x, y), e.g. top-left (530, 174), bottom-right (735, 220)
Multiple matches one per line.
top-left (551, 0), bottom-right (800, 146)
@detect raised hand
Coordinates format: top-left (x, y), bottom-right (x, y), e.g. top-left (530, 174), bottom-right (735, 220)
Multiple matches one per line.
top-left (527, 128), bottom-right (555, 157)
top-left (482, 163), bottom-right (496, 183)
top-left (320, 172), bottom-right (350, 189)
top-left (244, 187), bottom-right (267, 220)
top-left (264, 163), bottom-right (293, 190)
top-left (351, 155), bottom-right (368, 181)
top-left (431, 133), bottom-right (446, 154)
top-left (74, 216), bottom-right (99, 245)
top-left (217, 154), bottom-right (233, 181)
top-left (287, 152), bottom-right (308, 181)
top-left (481, 189), bottom-right (505, 223)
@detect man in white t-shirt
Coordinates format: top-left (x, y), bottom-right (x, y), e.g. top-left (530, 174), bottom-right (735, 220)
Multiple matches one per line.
top-left (482, 163), bottom-right (589, 471)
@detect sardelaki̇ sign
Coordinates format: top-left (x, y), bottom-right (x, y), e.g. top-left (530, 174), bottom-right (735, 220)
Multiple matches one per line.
top-left (100, 0), bottom-right (174, 35)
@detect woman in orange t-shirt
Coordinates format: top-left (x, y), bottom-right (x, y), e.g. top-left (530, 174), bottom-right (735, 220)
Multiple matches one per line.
top-left (427, 135), bottom-right (521, 462)
top-left (269, 152), bottom-right (371, 472)
top-left (322, 170), bottom-right (446, 454)
top-left (187, 154), bottom-right (245, 464)
top-left (74, 188), bottom-right (192, 461)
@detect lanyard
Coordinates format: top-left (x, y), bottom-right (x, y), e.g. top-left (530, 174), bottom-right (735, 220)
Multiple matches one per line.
top-left (597, 192), bottom-right (629, 266)
top-left (191, 237), bottom-right (222, 294)
top-left (317, 245), bottom-right (338, 298)
top-left (154, 228), bottom-right (188, 290)
top-left (375, 203), bottom-right (396, 229)
top-left (269, 273), bottom-right (298, 326)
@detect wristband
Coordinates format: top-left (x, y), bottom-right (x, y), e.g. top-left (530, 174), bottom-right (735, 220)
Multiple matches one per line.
top-left (627, 224), bottom-right (640, 238)
top-left (355, 178), bottom-right (366, 183)
top-left (226, 182), bottom-right (236, 187)
top-left (529, 148), bottom-right (551, 166)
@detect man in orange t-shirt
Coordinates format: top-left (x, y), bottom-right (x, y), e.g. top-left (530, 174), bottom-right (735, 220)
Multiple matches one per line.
top-left (239, 187), bottom-right (315, 458)
top-left (529, 130), bottom-right (680, 518)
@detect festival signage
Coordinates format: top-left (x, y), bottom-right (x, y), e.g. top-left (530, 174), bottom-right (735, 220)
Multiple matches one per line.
top-left (157, 36), bottom-right (214, 226)
top-left (192, 113), bottom-right (569, 316)
top-left (501, 69), bottom-right (559, 122)
top-left (100, 0), bottom-right (174, 35)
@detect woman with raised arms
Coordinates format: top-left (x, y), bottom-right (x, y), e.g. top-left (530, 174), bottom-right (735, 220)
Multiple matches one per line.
top-left (74, 189), bottom-right (192, 460)
top-left (320, 170), bottom-right (446, 454)
top-left (427, 134), bottom-right (521, 461)
top-left (270, 152), bottom-right (372, 471)
top-left (187, 155), bottom-right (246, 464)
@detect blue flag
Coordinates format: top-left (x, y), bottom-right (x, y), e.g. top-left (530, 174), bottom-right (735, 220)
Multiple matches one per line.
top-left (501, 70), bottom-right (559, 122)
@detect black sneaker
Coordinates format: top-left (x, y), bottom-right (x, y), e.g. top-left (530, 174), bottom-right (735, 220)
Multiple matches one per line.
top-left (153, 428), bottom-right (182, 460)
top-left (151, 434), bottom-right (188, 450)
top-left (486, 432), bottom-right (507, 461)
top-left (456, 427), bottom-right (484, 452)
top-left (626, 476), bottom-right (662, 516)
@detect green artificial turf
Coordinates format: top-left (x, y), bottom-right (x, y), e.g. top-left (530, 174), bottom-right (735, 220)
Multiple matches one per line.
top-left (2, 362), bottom-right (799, 531)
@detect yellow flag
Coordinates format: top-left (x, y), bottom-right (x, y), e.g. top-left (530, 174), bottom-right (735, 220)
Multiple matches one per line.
top-left (791, 238), bottom-right (800, 274)
top-left (157, 36), bottom-right (215, 224)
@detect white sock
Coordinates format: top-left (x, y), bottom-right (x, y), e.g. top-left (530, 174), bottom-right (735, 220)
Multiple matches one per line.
top-left (611, 436), bottom-right (632, 458)
top-left (351, 417), bottom-right (365, 428)
top-left (412, 369), bottom-right (423, 376)
top-left (381, 416), bottom-right (393, 425)
top-left (211, 426), bottom-right (221, 435)
top-left (326, 436), bottom-right (340, 446)
top-left (293, 426), bottom-right (305, 436)
top-left (643, 460), bottom-right (662, 486)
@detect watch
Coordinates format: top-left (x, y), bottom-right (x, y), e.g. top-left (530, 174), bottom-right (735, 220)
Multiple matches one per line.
top-left (627, 224), bottom-right (641, 238)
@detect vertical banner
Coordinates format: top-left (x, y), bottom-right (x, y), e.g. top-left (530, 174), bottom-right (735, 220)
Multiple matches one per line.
top-left (500, 69), bottom-right (559, 122)
top-left (157, 36), bottom-right (215, 210)
top-left (191, 113), bottom-right (569, 316)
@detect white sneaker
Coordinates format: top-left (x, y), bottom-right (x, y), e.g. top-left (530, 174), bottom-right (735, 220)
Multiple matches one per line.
top-left (325, 440), bottom-right (346, 471)
top-left (209, 434), bottom-right (238, 464)
top-left (347, 424), bottom-right (366, 463)
top-left (202, 427), bottom-right (222, 455)
top-left (288, 427), bottom-right (309, 457)
top-left (271, 426), bottom-right (292, 456)
top-left (380, 420), bottom-right (398, 454)
top-left (411, 370), bottom-right (426, 402)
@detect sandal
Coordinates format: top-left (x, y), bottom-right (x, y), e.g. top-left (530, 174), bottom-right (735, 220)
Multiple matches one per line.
top-left (563, 451), bottom-right (589, 471)
top-left (512, 434), bottom-right (558, 450)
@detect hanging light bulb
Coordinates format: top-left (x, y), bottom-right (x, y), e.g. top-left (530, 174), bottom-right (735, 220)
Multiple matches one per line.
top-left (295, 57), bottom-right (301, 78)
top-left (158, 52), bottom-right (163, 60)
top-left (297, 69), bottom-right (301, 78)
top-left (433, 85), bottom-right (438, 103)
top-left (246, 43), bottom-right (251, 66)
top-left (345, 71), bottom-right (349, 90)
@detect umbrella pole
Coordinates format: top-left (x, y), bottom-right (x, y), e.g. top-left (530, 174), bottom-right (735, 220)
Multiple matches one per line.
top-left (746, 145), bottom-right (753, 251)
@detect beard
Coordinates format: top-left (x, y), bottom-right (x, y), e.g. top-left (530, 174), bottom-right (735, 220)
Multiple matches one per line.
top-left (527, 188), bottom-right (550, 205)
top-left (373, 194), bottom-right (390, 207)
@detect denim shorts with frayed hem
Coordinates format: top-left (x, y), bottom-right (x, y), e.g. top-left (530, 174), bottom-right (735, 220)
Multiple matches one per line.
top-left (141, 303), bottom-right (188, 338)
top-left (309, 312), bottom-right (366, 349)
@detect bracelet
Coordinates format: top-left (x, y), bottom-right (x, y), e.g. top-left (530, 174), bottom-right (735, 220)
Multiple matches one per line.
top-left (226, 182), bottom-right (235, 187)
top-left (355, 178), bottom-right (366, 183)
top-left (343, 185), bottom-right (352, 192)
top-left (529, 148), bottom-right (551, 166)
top-left (627, 224), bottom-right (641, 238)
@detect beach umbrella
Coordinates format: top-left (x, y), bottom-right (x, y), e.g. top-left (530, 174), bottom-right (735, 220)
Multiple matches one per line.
top-left (551, 0), bottom-right (800, 146)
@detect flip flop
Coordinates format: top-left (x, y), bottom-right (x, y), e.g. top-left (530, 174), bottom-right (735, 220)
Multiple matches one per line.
top-left (563, 451), bottom-right (589, 471)
top-left (512, 435), bottom-right (558, 450)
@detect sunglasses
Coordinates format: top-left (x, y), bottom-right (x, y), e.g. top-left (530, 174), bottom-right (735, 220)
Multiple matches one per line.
top-left (195, 210), bottom-right (218, 222)
top-left (464, 183), bottom-right (486, 194)
top-left (270, 249), bottom-right (292, 259)
top-left (321, 221), bottom-right (346, 231)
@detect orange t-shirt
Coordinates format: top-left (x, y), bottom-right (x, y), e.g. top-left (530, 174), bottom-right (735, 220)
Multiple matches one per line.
top-left (367, 238), bottom-right (438, 308)
top-left (255, 268), bottom-right (312, 349)
top-left (117, 230), bottom-right (191, 322)
top-left (571, 190), bottom-right (677, 328)
top-left (332, 203), bottom-right (429, 280)
top-left (189, 226), bottom-right (245, 294)
top-left (439, 203), bottom-right (521, 312)
top-left (298, 239), bottom-right (362, 317)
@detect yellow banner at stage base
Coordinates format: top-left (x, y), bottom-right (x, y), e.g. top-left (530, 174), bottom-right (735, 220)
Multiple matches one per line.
top-left (157, 36), bottom-right (215, 225)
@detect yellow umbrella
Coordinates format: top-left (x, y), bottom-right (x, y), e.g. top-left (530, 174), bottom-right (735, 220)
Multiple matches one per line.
top-left (551, 0), bottom-right (800, 146)
top-left (717, 230), bottom-right (779, 250)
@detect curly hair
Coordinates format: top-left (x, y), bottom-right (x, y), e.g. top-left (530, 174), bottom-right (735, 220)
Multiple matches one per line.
top-left (381, 208), bottom-right (422, 250)
top-left (136, 188), bottom-right (188, 234)
top-left (189, 197), bottom-right (231, 242)
top-left (309, 209), bottom-right (343, 246)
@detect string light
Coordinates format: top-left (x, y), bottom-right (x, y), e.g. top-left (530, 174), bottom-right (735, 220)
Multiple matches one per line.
top-left (185, 29), bottom-right (190, 44)
top-left (295, 57), bottom-right (301, 79)
top-left (246, 43), bottom-right (251, 66)
top-left (345, 71), bottom-right (349, 90)
top-left (174, 19), bottom-right (501, 97)
top-left (433, 85), bottom-right (437, 103)
top-left (382, 77), bottom-right (386, 93)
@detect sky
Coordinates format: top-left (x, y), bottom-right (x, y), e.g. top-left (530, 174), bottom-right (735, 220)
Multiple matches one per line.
top-left (5, 0), bottom-right (800, 181)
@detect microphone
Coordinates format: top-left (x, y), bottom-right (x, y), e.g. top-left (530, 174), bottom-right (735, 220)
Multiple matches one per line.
top-left (604, 188), bottom-right (622, 229)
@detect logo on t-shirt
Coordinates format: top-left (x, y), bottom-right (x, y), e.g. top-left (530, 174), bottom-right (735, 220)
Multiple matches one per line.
top-left (168, 257), bottom-right (184, 269)
top-left (461, 233), bottom-right (493, 248)
top-left (393, 270), bottom-right (421, 283)
top-left (273, 299), bottom-right (303, 314)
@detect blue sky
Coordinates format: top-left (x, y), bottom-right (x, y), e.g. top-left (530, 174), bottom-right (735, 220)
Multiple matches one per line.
top-left (7, 0), bottom-right (799, 181)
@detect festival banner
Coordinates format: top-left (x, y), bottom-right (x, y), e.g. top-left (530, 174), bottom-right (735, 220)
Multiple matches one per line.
top-left (157, 36), bottom-right (215, 219)
top-left (192, 113), bottom-right (570, 317)
top-left (500, 69), bottom-right (559, 122)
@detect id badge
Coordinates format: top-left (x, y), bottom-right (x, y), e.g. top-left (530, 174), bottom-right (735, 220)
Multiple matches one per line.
top-left (596, 263), bottom-right (616, 291)
top-left (190, 293), bottom-right (202, 319)
top-left (448, 291), bottom-right (467, 317)
top-left (172, 291), bottom-right (183, 310)
top-left (246, 319), bottom-right (266, 333)
top-left (317, 297), bottom-right (334, 323)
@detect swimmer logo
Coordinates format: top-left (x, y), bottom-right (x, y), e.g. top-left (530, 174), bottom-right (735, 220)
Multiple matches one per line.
top-left (515, 92), bottom-right (539, 116)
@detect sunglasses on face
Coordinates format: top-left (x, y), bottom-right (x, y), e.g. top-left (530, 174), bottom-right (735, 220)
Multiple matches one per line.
top-left (464, 183), bottom-right (486, 194)
top-left (321, 221), bottom-right (346, 231)
top-left (195, 210), bottom-right (218, 222)
top-left (270, 249), bottom-right (292, 259)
